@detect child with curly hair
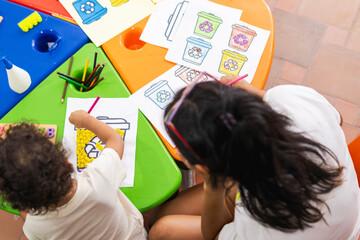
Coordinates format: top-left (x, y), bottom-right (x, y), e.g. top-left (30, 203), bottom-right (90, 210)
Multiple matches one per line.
top-left (0, 110), bottom-right (146, 240)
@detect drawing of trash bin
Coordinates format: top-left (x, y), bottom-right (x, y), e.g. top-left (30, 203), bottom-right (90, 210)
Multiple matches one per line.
top-left (228, 25), bottom-right (257, 51)
top-left (110, 0), bottom-right (129, 7)
top-left (72, 0), bottom-right (107, 25)
top-left (175, 65), bottom-right (208, 85)
top-left (183, 37), bottom-right (212, 65)
top-left (218, 50), bottom-right (248, 76)
top-left (194, 12), bottom-right (222, 39)
top-left (165, 0), bottom-right (189, 42)
top-left (75, 116), bottom-right (130, 172)
top-left (144, 80), bottom-right (175, 110)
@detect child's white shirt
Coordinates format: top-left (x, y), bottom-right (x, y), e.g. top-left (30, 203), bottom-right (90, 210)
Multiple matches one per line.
top-left (23, 148), bottom-right (147, 240)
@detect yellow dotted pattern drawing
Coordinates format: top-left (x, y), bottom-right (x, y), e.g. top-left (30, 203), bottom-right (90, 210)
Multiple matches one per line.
top-left (76, 128), bottom-right (125, 169)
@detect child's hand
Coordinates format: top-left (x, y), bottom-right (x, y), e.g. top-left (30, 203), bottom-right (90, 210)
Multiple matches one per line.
top-left (220, 75), bottom-right (266, 98)
top-left (69, 110), bottom-right (90, 129)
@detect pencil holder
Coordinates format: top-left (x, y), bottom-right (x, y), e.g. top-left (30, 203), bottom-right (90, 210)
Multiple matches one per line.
top-left (33, 30), bottom-right (61, 53)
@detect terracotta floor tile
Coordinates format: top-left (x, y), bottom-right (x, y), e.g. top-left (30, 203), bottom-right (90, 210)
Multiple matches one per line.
top-left (273, 10), bottom-right (326, 67)
top-left (264, 56), bottom-right (285, 89)
top-left (334, 99), bottom-right (359, 125)
top-left (279, 61), bottom-right (307, 84)
top-left (342, 123), bottom-right (360, 144)
top-left (323, 26), bottom-right (348, 47)
top-left (303, 43), bottom-right (360, 105)
top-left (275, 0), bottom-right (299, 13)
top-left (355, 112), bottom-right (360, 128)
top-left (298, 0), bottom-right (360, 28)
top-left (346, 12), bottom-right (360, 52)
top-left (264, 0), bottom-right (279, 10)
top-left (0, 211), bottom-right (24, 240)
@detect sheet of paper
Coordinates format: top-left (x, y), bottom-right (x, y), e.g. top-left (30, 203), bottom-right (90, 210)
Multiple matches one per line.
top-left (140, 0), bottom-right (242, 49)
top-left (165, 0), bottom-right (270, 82)
top-left (63, 98), bottom-right (138, 187)
top-left (130, 65), bottom-right (213, 146)
top-left (59, 0), bottom-right (156, 46)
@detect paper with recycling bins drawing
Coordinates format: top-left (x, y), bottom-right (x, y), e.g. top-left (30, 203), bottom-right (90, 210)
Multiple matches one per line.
top-left (140, 0), bottom-right (242, 49)
top-left (59, 0), bottom-right (156, 46)
top-left (165, 0), bottom-right (270, 83)
top-left (63, 98), bottom-right (138, 187)
top-left (130, 65), bottom-right (211, 147)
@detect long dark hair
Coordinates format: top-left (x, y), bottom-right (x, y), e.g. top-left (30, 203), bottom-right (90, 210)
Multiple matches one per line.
top-left (164, 82), bottom-right (343, 231)
top-left (0, 123), bottom-right (74, 214)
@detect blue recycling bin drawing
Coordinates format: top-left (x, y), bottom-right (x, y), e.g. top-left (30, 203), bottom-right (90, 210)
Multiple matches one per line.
top-left (183, 37), bottom-right (212, 65)
top-left (144, 80), bottom-right (175, 110)
top-left (72, 0), bottom-right (107, 25)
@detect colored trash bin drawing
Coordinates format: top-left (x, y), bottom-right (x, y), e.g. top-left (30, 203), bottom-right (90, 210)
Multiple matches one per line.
top-left (183, 37), bottom-right (212, 65)
top-left (175, 65), bottom-right (208, 85)
top-left (144, 80), bottom-right (175, 110)
top-left (218, 50), bottom-right (248, 76)
top-left (75, 116), bottom-right (130, 172)
top-left (228, 25), bottom-right (257, 51)
top-left (110, 0), bottom-right (129, 7)
top-left (165, 0), bottom-right (189, 42)
top-left (72, 0), bottom-right (107, 25)
top-left (194, 12), bottom-right (222, 39)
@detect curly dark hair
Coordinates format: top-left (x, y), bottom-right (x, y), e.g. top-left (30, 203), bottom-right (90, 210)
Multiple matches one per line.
top-left (0, 123), bottom-right (74, 214)
top-left (164, 82), bottom-right (343, 231)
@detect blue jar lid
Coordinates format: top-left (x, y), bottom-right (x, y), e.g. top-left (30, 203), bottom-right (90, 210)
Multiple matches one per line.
top-left (186, 37), bottom-right (212, 49)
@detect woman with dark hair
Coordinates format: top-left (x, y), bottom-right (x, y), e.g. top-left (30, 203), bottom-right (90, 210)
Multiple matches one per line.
top-left (149, 75), bottom-right (360, 240)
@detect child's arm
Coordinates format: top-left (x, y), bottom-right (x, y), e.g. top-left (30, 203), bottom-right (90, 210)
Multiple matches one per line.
top-left (69, 110), bottom-right (124, 159)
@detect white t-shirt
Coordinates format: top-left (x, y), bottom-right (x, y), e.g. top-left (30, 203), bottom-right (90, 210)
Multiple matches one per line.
top-left (23, 148), bottom-right (147, 240)
top-left (219, 85), bottom-right (360, 240)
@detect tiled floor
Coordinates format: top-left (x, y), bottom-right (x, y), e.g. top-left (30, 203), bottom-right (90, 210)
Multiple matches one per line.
top-left (1, 0), bottom-right (360, 238)
top-left (264, 0), bottom-right (360, 144)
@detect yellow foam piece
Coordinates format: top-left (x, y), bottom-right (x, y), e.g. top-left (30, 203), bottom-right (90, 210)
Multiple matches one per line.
top-left (0, 16), bottom-right (3, 24)
top-left (18, 11), bottom-right (42, 32)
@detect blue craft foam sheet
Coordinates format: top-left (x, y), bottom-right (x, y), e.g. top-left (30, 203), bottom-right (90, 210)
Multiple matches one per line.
top-left (0, 0), bottom-right (89, 118)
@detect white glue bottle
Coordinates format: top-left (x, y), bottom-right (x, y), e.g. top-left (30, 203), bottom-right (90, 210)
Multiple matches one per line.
top-left (1, 57), bottom-right (31, 94)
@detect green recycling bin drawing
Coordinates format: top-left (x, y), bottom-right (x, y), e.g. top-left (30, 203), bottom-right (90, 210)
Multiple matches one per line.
top-left (193, 12), bottom-right (223, 39)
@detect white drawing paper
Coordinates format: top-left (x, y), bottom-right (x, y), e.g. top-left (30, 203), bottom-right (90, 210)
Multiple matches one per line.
top-left (130, 65), bottom-right (211, 147)
top-left (140, 0), bottom-right (242, 49)
top-left (63, 98), bottom-right (138, 187)
top-left (165, 0), bottom-right (270, 83)
top-left (59, 0), bottom-right (156, 46)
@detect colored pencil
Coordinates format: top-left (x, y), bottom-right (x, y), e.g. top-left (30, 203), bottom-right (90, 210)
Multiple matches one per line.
top-left (93, 52), bottom-right (98, 70)
top-left (48, 37), bottom-right (61, 52)
top-left (58, 75), bottom-right (88, 90)
top-left (88, 63), bottom-right (105, 87)
top-left (88, 96), bottom-right (101, 114)
top-left (225, 74), bottom-right (248, 86)
top-left (85, 77), bottom-right (105, 91)
top-left (85, 63), bottom-right (100, 86)
top-left (52, 13), bottom-right (78, 25)
top-left (61, 56), bottom-right (73, 103)
top-left (57, 72), bottom-right (83, 83)
top-left (80, 58), bottom-right (89, 92)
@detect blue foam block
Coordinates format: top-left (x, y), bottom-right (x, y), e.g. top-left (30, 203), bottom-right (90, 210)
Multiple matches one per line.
top-left (0, 0), bottom-right (89, 118)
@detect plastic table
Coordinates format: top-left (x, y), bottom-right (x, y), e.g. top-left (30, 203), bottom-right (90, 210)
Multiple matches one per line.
top-left (0, 43), bottom-right (181, 214)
